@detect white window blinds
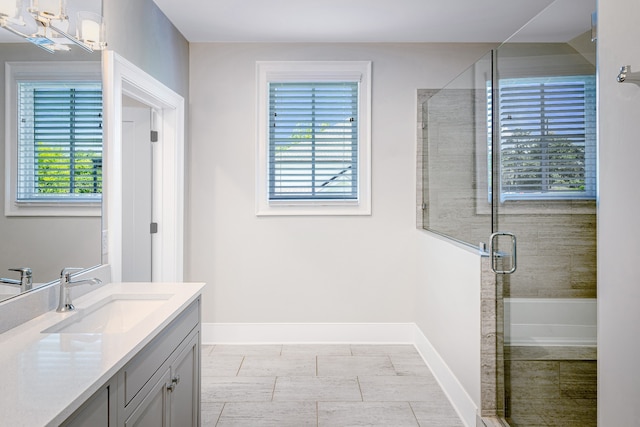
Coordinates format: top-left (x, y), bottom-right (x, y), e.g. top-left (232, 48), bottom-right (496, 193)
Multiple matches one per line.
top-left (496, 76), bottom-right (596, 200)
top-left (17, 82), bottom-right (103, 202)
top-left (268, 82), bottom-right (358, 201)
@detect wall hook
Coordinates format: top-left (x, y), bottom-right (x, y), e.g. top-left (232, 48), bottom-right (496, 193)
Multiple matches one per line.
top-left (617, 65), bottom-right (640, 86)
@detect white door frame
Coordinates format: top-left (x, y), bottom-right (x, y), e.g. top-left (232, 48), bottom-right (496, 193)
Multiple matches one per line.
top-left (102, 50), bottom-right (185, 282)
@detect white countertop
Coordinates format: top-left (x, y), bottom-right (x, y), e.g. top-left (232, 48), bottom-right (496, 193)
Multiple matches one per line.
top-left (0, 281), bottom-right (204, 427)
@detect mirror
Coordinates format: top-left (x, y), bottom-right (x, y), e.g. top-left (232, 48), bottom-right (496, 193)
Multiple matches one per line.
top-left (0, 0), bottom-right (103, 302)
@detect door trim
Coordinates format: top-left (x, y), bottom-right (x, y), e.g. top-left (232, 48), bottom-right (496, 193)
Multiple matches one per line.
top-left (102, 51), bottom-right (185, 282)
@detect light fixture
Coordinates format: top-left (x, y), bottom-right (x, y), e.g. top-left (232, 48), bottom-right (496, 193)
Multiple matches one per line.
top-left (0, 0), bottom-right (23, 25)
top-left (0, 0), bottom-right (105, 53)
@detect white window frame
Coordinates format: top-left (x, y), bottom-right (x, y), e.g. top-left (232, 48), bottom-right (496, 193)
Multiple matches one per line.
top-left (5, 61), bottom-right (102, 217)
top-left (256, 61), bottom-right (371, 216)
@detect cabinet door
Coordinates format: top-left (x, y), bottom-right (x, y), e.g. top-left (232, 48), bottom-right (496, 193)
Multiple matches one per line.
top-left (125, 367), bottom-right (171, 427)
top-left (62, 384), bottom-right (112, 427)
top-left (170, 333), bottom-right (200, 427)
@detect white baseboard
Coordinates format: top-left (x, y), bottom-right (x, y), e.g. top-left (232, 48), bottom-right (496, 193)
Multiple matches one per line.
top-left (202, 322), bottom-right (416, 344)
top-left (202, 322), bottom-right (477, 427)
top-left (413, 326), bottom-right (477, 427)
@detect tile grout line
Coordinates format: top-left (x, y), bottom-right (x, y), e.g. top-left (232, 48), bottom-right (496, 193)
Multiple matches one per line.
top-left (271, 376), bottom-right (278, 401)
top-left (408, 401), bottom-right (421, 427)
top-left (214, 402), bottom-right (225, 427)
top-left (235, 356), bottom-right (245, 376)
top-left (387, 355), bottom-right (399, 376)
top-left (356, 376), bottom-right (364, 402)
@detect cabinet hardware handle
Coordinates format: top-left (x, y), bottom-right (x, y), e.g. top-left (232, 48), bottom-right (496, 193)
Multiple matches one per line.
top-left (171, 375), bottom-right (180, 385)
top-left (167, 383), bottom-right (176, 392)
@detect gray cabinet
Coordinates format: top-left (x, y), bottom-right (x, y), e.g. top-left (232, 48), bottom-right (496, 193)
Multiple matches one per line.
top-left (62, 298), bottom-right (201, 427)
top-left (124, 367), bottom-right (171, 427)
top-left (170, 334), bottom-right (199, 426)
top-left (124, 332), bottom-right (200, 427)
top-left (61, 382), bottom-right (115, 427)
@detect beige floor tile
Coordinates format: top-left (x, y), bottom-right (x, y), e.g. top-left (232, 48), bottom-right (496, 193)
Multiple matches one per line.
top-left (390, 354), bottom-right (434, 376)
top-left (201, 402), bottom-right (224, 425)
top-left (359, 376), bottom-right (440, 402)
top-left (410, 401), bottom-right (465, 427)
top-left (273, 376), bottom-right (362, 401)
top-left (238, 355), bottom-right (316, 376)
top-left (201, 377), bottom-right (276, 402)
top-left (199, 344), bottom-right (475, 426)
top-left (202, 355), bottom-right (244, 377)
top-left (318, 402), bottom-right (419, 426)
top-left (217, 402), bottom-right (317, 427)
top-left (201, 344), bottom-right (215, 356)
top-left (317, 356), bottom-right (396, 376)
top-left (282, 344), bottom-right (352, 356)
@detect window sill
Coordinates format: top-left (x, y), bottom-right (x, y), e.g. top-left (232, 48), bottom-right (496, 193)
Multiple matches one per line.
top-left (257, 200), bottom-right (371, 216)
top-left (5, 202), bottom-right (101, 217)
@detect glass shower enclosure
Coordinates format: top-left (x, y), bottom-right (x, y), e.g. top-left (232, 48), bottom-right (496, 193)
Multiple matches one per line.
top-left (419, 9), bottom-right (597, 427)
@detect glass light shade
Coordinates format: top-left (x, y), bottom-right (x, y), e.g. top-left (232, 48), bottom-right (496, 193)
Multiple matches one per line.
top-left (31, 0), bottom-right (65, 20)
top-left (0, 0), bottom-right (20, 19)
top-left (76, 10), bottom-right (103, 46)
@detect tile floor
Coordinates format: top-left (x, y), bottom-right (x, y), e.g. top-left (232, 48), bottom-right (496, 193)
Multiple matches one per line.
top-left (200, 344), bottom-right (465, 426)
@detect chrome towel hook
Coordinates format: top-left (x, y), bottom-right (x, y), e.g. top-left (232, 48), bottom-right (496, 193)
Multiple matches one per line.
top-left (617, 65), bottom-right (640, 86)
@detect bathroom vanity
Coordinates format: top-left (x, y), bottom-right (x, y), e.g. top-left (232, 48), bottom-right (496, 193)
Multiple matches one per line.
top-left (0, 281), bottom-right (204, 426)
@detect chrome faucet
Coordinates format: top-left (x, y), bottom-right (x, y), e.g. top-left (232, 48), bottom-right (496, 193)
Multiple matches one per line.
top-left (56, 267), bottom-right (102, 313)
top-left (0, 267), bottom-right (33, 292)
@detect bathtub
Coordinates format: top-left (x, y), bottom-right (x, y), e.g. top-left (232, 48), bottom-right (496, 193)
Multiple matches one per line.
top-left (504, 298), bottom-right (597, 346)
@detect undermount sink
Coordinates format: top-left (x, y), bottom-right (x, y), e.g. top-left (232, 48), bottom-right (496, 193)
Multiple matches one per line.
top-left (42, 293), bottom-right (173, 334)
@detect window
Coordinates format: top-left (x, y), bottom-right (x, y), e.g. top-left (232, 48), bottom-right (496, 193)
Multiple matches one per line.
top-left (18, 82), bottom-right (102, 201)
top-left (5, 61), bottom-right (102, 216)
top-left (490, 75), bottom-right (596, 201)
top-left (256, 61), bottom-right (371, 216)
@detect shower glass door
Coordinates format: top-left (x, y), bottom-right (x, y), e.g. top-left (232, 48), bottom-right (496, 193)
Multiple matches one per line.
top-left (420, 3), bottom-right (598, 425)
top-left (493, 26), bottom-right (598, 427)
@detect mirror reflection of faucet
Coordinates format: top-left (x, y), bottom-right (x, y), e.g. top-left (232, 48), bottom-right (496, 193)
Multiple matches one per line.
top-left (56, 267), bottom-right (103, 313)
top-left (0, 268), bottom-right (33, 292)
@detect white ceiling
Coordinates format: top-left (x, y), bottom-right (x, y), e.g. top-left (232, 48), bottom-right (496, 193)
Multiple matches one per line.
top-left (151, 0), bottom-right (595, 44)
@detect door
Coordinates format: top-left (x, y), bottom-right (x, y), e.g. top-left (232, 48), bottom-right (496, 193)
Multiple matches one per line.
top-left (169, 333), bottom-right (200, 427)
top-left (122, 101), bottom-right (153, 281)
top-left (493, 39), bottom-right (598, 426)
top-left (124, 368), bottom-right (171, 427)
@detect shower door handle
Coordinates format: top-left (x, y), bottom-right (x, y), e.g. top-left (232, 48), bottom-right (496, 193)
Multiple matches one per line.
top-left (489, 232), bottom-right (517, 274)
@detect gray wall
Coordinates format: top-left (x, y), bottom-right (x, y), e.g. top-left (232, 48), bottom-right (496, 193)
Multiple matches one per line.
top-left (102, 0), bottom-right (189, 98)
top-left (597, 0), bottom-right (640, 423)
top-left (187, 42), bottom-right (493, 325)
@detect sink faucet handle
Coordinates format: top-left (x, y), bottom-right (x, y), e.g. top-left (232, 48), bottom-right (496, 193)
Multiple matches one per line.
top-left (60, 267), bottom-right (84, 280)
top-left (9, 267), bottom-right (32, 276)
top-left (8, 267), bottom-right (33, 290)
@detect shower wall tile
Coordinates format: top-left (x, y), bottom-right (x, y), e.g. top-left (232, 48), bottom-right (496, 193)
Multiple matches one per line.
top-left (559, 361), bottom-right (597, 399)
top-left (504, 350), bottom-right (597, 427)
top-left (418, 87), bottom-right (597, 300)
